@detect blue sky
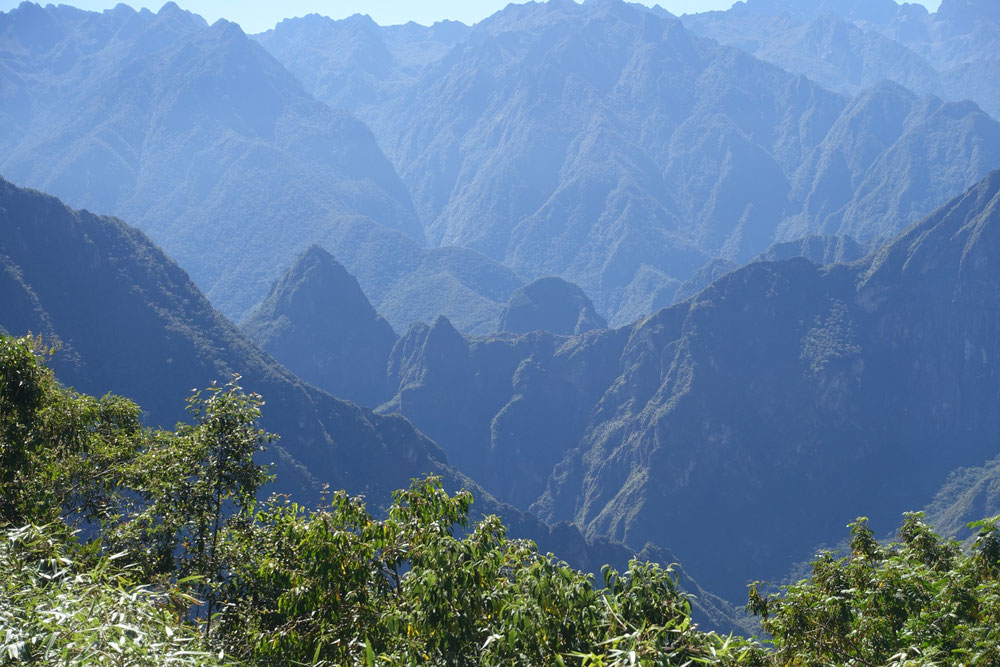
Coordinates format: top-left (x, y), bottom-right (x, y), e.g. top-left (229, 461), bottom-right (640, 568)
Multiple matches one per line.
top-left (1, 0), bottom-right (942, 34)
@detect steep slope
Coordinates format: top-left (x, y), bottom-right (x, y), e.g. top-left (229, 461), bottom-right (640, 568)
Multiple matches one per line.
top-left (753, 234), bottom-right (865, 265)
top-left (683, 11), bottom-right (941, 99)
top-left (379, 0), bottom-right (827, 321)
top-left (375, 172), bottom-right (1000, 600)
top-left (0, 176), bottom-right (442, 505)
top-left (670, 258), bottom-right (739, 304)
top-left (253, 13), bottom-right (470, 117)
top-left (278, 215), bottom-right (524, 334)
top-left (241, 245), bottom-right (397, 407)
top-left (686, 0), bottom-right (1000, 120)
top-left (264, 0), bottom-right (999, 327)
top-left (923, 455), bottom-right (1000, 543)
top-left (497, 277), bottom-right (606, 335)
top-left (782, 81), bottom-right (1000, 243)
top-left (0, 2), bottom-right (421, 320)
top-left (0, 175), bottom-right (747, 631)
top-left (381, 316), bottom-right (629, 510)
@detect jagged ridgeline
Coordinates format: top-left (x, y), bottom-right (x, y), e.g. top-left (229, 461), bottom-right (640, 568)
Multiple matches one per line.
top-left (0, 176), bottom-right (749, 632)
top-left (254, 172), bottom-right (1000, 602)
top-left (3, 0), bottom-right (998, 334)
top-left (0, 1), bottom-right (523, 332)
top-left (684, 0), bottom-right (1000, 119)
top-left (258, 0), bottom-right (1000, 328)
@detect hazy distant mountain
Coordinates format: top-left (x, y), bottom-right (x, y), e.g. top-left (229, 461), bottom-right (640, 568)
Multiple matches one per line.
top-left (254, 13), bottom-right (470, 116)
top-left (682, 11), bottom-right (941, 99)
top-left (294, 215), bottom-right (525, 333)
top-left (497, 276), bottom-right (606, 335)
top-left (753, 234), bottom-right (865, 265)
top-left (0, 2), bottom-right (536, 331)
top-left (361, 172), bottom-right (1000, 600)
top-left (685, 0), bottom-right (1000, 120)
top-left (781, 81), bottom-right (1000, 243)
top-left (262, 0), bottom-right (1000, 328)
top-left (0, 2), bottom-right (423, 320)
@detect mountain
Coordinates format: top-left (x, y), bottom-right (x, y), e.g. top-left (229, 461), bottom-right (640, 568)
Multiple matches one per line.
top-left (923, 455), bottom-right (1000, 543)
top-left (682, 11), bottom-right (941, 99)
top-left (0, 2), bottom-right (425, 321)
top-left (261, 0), bottom-right (1000, 328)
top-left (0, 175), bottom-right (444, 505)
top-left (0, 2), bottom-right (528, 335)
top-left (684, 0), bottom-right (1000, 120)
top-left (670, 258), bottom-right (739, 304)
top-left (241, 245), bottom-right (397, 407)
top-left (380, 316), bottom-right (628, 510)
top-left (753, 234), bottom-right (865, 265)
top-left (253, 13), bottom-right (470, 117)
top-left (254, 214), bottom-right (524, 334)
top-left (0, 175), bottom-right (751, 631)
top-left (725, 0), bottom-right (903, 25)
top-left (360, 172), bottom-right (1000, 600)
top-left (781, 80), bottom-right (1000, 243)
top-left (497, 276), bottom-right (606, 335)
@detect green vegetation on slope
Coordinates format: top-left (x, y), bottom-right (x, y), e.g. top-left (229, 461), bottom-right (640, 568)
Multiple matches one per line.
top-left (3, 332), bottom-right (1000, 665)
top-left (0, 334), bottom-right (753, 664)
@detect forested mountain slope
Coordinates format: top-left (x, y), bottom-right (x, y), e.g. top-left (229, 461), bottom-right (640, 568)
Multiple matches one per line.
top-left (684, 0), bottom-right (1000, 120)
top-left (0, 176), bottom-right (442, 504)
top-left (0, 2), bottom-right (529, 333)
top-left (0, 176), bottom-right (746, 630)
top-left (264, 173), bottom-right (1000, 600)
top-left (259, 0), bottom-right (1000, 327)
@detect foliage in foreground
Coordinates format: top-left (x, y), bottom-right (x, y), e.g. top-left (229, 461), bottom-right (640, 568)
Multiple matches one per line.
top-left (3, 333), bottom-right (1000, 665)
top-left (749, 513), bottom-right (1000, 666)
top-left (0, 523), bottom-right (222, 665)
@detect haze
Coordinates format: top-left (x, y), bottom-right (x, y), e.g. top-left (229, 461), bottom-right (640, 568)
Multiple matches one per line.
top-left (0, 0), bottom-right (942, 32)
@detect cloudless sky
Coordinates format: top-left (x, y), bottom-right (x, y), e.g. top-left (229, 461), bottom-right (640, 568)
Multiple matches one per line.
top-left (1, 0), bottom-right (943, 34)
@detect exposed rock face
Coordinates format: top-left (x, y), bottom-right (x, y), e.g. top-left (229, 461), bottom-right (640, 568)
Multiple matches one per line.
top-left (0, 176), bottom-right (445, 506)
top-left (242, 245), bottom-right (398, 407)
top-left (0, 176), bottom-right (756, 632)
top-left (378, 172), bottom-right (1000, 600)
top-left (497, 277), bottom-right (606, 335)
top-left (260, 0), bottom-right (1000, 328)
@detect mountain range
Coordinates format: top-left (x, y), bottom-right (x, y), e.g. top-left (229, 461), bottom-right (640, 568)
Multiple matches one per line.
top-left (248, 170), bottom-right (1000, 601)
top-left (684, 0), bottom-right (1000, 121)
top-left (0, 173), bottom-right (751, 631)
top-left (4, 0), bottom-right (998, 332)
top-left (4, 0), bottom-right (1000, 622)
top-left (0, 1), bottom-right (527, 333)
top-left (257, 0), bottom-right (1000, 327)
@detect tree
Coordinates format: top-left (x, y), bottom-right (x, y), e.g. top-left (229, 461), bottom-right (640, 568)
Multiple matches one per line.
top-left (0, 335), bottom-right (144, 528)
top-left (114, 376), bottom-right (275, 631)
top-left (748, 513), bottom-right (1000, 665)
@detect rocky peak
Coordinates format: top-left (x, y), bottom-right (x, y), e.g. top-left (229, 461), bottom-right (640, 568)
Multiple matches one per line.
top-left (241, 245), bottom-right (397, 407)
top-left (497, 277), bottom-right (607, 335)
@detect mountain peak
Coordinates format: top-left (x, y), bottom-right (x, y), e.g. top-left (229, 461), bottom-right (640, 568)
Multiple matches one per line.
top-left (862, 169), bottom-right (1000, 304)
top-left (241, 245), bottom-right (398, 406)
top-left (936, 0), bottom-right (1000, 26)
top-left (498, 277), bottom-right (607, 335)
top-left (157, 1), bottom-right (181, 16)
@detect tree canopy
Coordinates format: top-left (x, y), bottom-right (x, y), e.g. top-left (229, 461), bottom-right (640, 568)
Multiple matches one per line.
top-left (2, 333), bottom-right (999, 666)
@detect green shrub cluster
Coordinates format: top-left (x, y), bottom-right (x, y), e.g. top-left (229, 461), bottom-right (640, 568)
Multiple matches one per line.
top-left (2, 333), bottom-right (999, 665)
